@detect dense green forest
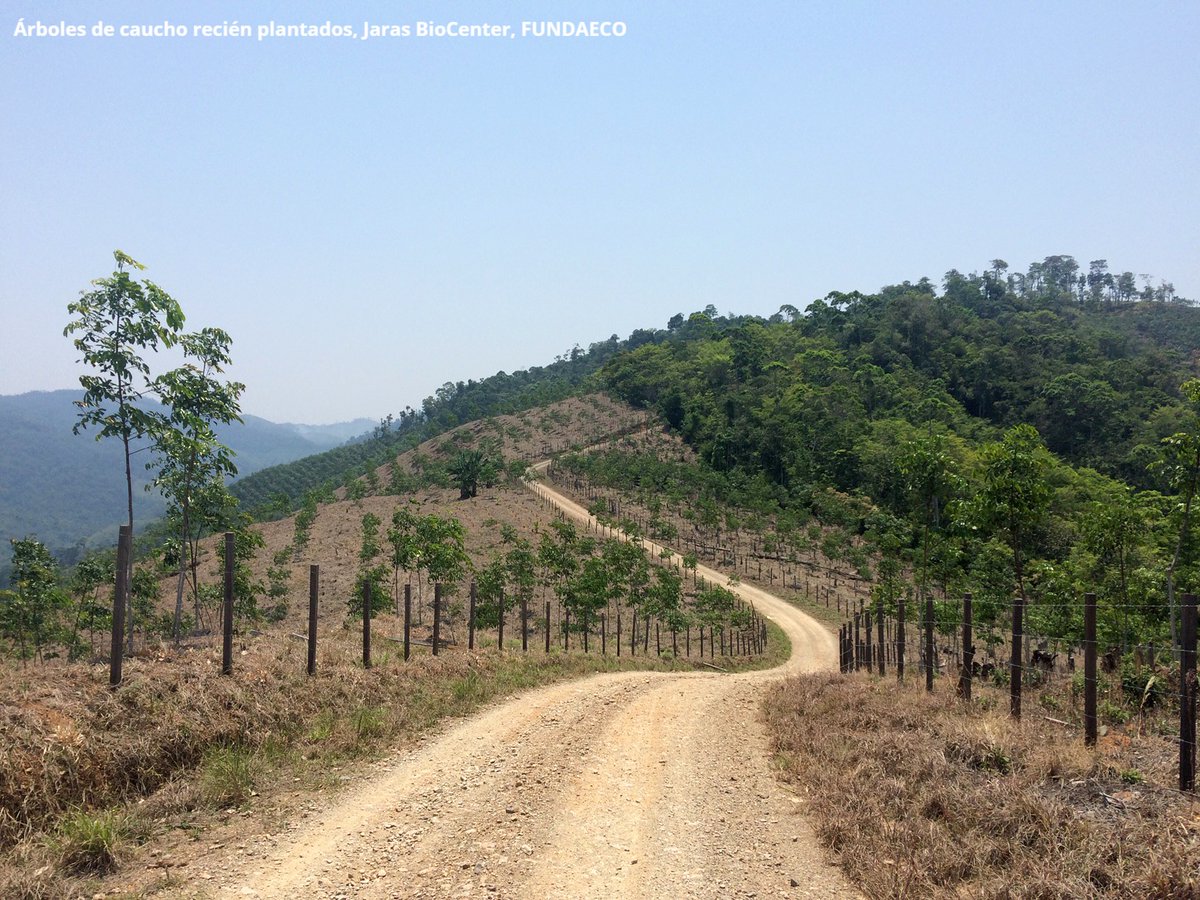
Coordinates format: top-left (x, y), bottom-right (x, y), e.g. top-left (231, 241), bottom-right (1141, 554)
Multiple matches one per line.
top-left (591, 257), bottom-right (1199, 652)
top-left (606, 260), bottom-right (1196, 492)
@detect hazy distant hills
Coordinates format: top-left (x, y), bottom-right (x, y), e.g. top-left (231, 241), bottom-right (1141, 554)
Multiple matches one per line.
top-left (0, 390), bottom-right (372, 568)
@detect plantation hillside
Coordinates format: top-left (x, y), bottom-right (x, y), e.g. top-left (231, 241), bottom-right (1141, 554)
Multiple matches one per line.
top-left (217, 253), bottom-right (1200, 656)
top-left (228, 335), bottom-right (633, 515)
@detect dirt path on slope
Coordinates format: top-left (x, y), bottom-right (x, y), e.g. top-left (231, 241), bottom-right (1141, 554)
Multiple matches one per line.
top-left (188, 473), bottom-right (856, 900)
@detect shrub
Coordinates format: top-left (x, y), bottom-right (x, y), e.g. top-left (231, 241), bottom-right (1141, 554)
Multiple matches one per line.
top-left (1119, 660), bottom-right (1164, 709)
top-left (199, 747), bottom-right (257, 807)
top-left (56, 809), bottom-right (125, 873)
top-left (351, 706), bottom-right (387, 741)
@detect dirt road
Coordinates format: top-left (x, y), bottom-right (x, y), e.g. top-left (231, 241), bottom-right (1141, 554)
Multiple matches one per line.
top-left (200, 473), bottom-right (856, 900)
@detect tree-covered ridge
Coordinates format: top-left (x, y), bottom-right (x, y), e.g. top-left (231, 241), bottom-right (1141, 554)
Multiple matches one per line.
top-left (605, 256), bottom-right (1196, 495)
top-left (587, 256), bottom-right (1199, 651)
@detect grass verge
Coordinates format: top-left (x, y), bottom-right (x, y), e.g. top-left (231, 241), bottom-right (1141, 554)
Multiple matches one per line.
top-left (0, 624), bottom-right (780, 895)
top-left (764, 671), bottom-right (1200, 898)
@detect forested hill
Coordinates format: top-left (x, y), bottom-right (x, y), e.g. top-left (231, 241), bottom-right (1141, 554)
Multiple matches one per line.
top-left (603, 260), bottom-right (1197, 497)
top-left (576, 257), bottom-right (1200, 652)
top-left (0, 391), bottom-right (370, 573)
top-left (235, 255), bottom-right (1195, 520)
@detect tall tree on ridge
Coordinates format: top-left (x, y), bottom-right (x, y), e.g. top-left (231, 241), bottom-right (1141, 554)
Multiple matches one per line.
top-left (64, 251), bottom-right (184, 649)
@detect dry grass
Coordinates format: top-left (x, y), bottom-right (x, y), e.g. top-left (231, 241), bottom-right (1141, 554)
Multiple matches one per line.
top-left (0, 622), bottom-right (777, 893)
top-left (764, 672), bottom-right (1200, 898)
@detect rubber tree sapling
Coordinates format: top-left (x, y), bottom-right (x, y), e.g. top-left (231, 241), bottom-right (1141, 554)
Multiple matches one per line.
top-left (150, 327), bottom-right (244, 644)
top-left (64, 250), bottom-right (185, 650)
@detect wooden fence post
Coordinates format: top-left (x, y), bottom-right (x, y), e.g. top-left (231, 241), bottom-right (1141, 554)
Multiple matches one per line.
top-left (602, 614), bottom-right (607, 655)
top-left (363, 580), bottom-right (373, 669)
top-left (432, 584), bottom-right (441, 657)
top-left (877, 602), bottom-right (885, 677)
top-left (1180, 592), bottom-right (1197, 792)
top-left (1085, 592), bottom-right (1098, 747)
top-left (468, 581), bottom-right (476, 651)
top-left (958, 592), bottom-right (973, 700)
top-left (498, 588), bottom-right (505, 651)
top-left (403, 584), bottom-right (411, 661)
top-left (307, 565), bottom-right (319, 676)
top-left (854, 612), bottom-right (861, 671)
top-left (564, 608), bottom-right (570, 650)
top-left (109, 525), bottom-right (131, 688)
top-left (617, 611), bottom-right (622, 657)
top-left (924, 596), bottom-right (934, 693)
top-left (522, 595), bottom-right (529, 652)
top-left (868, 608), bottom-right (876, 672)
top-left (545, 601), bottom-right (551, 653)
top-left (1011, 593), bottom-right (1024, 718)
top-left (222, 532), bottom-right (234, 677)
top-left (897, 594), bottom-right (905, 681)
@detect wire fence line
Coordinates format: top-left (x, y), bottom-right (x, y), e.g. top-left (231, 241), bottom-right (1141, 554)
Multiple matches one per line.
top-left (838, 589), bottom-right (1198, 792)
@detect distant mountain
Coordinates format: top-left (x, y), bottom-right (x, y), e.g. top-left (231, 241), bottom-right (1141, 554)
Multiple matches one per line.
top-left (0, 390), bottom-right (370, 571)
top-left (274, 419), bottom-right (376, 445)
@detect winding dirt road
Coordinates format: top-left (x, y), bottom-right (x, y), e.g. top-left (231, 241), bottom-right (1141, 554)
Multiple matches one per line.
top-left (199, 472), bottom-right (856, 900)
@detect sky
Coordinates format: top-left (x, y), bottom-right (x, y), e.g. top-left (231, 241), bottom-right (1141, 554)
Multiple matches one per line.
top-left (2, 1), bottom-right (1197, 424)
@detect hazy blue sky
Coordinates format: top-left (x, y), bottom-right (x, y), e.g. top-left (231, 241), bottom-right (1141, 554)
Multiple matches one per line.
top-left (3, 1), bottom-right (1197, 423)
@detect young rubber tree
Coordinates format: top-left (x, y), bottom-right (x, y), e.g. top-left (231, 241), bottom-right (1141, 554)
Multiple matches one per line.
top-left (150, 327), bottom-right (244, 643)
top-left (6, 538), bottom-right (67, 664)
top-left (564, 555), bottom-right (611, 640)
top-left (974, 424), bottom-right (1052, 607)
top-left (1155, 379), bottom-right (1200, 650)
top-left (504, 537), bottom-right (538, 629)
top-left (388, 504), bottom-right (422, 617)
top-left (897, 435), bottom-right (959, 605)
top-left (419, 514), bottom-right (471, 601)
top-left (67, 552), bottom-right (113, 657)
top-left (64, 251), bottom-right (185, 648)
top-left (64, 251), bottom-right (186, 530)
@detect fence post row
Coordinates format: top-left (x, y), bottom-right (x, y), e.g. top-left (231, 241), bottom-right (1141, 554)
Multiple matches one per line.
top-left (403, 584), bottom-right (411, 661)
top-left (876, 602), bottom-right (885, 678)
top-left (432, 584), bottom-right (441, 657)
